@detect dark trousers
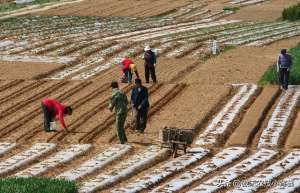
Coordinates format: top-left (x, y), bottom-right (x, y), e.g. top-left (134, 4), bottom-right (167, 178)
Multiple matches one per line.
top-left (145, 66), bottom-right (157, 83)
top-left (279, 68), bottom-right (289, 90)
top-left (134, 108), bottom-right (148, 132)
top-left (41, 103), bottom-right (54, 132)
top-left (125, 70), bottom-right (132, 83)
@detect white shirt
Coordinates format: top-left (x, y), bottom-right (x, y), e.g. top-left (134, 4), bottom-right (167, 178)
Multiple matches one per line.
top-left (212, 40), bottom-right (220, 55)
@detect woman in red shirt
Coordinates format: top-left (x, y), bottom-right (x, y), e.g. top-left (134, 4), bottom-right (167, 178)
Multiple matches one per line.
top-left (41, 98), bottom-right (72, 132)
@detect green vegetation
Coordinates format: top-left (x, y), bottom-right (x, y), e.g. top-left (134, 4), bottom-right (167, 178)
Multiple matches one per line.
top-left (0, 0), bottom-right (60, 13)
top-left (0, 2), bottom-right (25, 13)
top-left (0, 177), bottom-right (78, 193)
top-left (259, 42), bottom-right (300, 85)
top-left (223, 6), bottom-right (240, 13)
top-left (223, 44), bottom-right (236, 52)
top-left (282, 3), bottom-right (300, 21)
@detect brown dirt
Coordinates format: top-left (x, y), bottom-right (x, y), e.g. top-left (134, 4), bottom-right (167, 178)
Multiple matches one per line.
top-left (226, 0), bottom-right (300, 22)
top-left (184, 36), bottom-right (300, 85)
top-left (34, 0), bottom-right (190, 17)
top-left (1, 1), bottom-right (300, 189)
top-left (0, 60), bottom-right (64, 79)
top-left (123, 84), bottom-right (231, 145)
top-left (285, 103), bottom-right (300, 148)
top-left (226, 86), bottom-right (280, 147)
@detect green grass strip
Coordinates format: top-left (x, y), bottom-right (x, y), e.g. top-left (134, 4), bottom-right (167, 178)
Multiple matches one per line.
top-left (0, 0), bottom-right (60, 13)
top-left (259, 42), bottom-right (300, 85)
top-left (0, 177), bottom-right (78, 193)
top-left (0, 2), bottom-right (25, 13)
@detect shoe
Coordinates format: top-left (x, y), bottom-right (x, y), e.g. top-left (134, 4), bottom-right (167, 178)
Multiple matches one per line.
top-left (139, 130), bottom-right (144, 134)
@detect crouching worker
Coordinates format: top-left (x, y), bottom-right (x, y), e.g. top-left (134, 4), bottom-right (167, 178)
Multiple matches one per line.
top-left (109, 81), bottom-right (128, 144)
top-left (41, 98), bottom-right (72, 132)
top-left (131, 79), bottom-right (149, 133)
top-left (120, 57), bottom-right (134, 83)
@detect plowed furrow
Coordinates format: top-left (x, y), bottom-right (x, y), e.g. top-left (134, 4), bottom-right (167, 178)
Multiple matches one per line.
top-left (195, 84), bottom-right (258, 146)
top-left (0, 81), bottom-right (45, 106)
top-left (226, 86), bottom-right (280, 146)
top-left (0, 79), bottom-right (24, 93)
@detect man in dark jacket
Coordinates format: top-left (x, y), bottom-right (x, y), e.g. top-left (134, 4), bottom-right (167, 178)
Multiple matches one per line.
top-left (277, 49), bottom-right (293, 90)
top-left (144, 45), bottom-right (157, 84)
top-left (131, 79), bottom-right (149, 133)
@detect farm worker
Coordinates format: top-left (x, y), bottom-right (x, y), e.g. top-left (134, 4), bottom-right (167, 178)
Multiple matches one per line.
top-left (131, 78), bottom-right (149, 133)
top-left (144, 45), bottom-right (157, 84)
top-left (129, 63), bottom-right (140, 79)
top-left (120, 57), bottom-right (134, 83)
top-left (277, 49), bottom-right (293, 90)
top-left (41, 98), bottom-right (72, 132)
top-left (108, 81), bottom-right (128, 144)
top-left (211, 36), bottom-right (220, 55)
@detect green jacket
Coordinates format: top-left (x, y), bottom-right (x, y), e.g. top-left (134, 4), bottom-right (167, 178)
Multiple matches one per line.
top-left (109, 88), bottom-right (128, 115)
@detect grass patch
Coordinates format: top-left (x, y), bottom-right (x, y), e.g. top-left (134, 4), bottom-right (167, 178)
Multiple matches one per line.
top-left (0, 0), bottom-right (60, 13)
top-left (282, 3), bottom-right (300, 21)
top-left (32, 0), bottom-right (60, 5)
top-left (223, 44), bottom-right (236, 52)
top-left (223, 6), bottom-right (240, 13)
top-left (0, 177), bottom-right (78, 193)
top-left (0, 2), bottom-right (25, 13)
top-left (259, 42), bottom-right (300, 85)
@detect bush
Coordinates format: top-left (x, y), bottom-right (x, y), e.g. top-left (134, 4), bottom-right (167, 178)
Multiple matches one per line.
top-left (282, 3), bottom-right (300, 21)
top-left (259, 42), bottom-right (300, 85)
top-left (0, 177), bottom-right (78, 193)
top-left (223, 6), bottom-right (240, 13)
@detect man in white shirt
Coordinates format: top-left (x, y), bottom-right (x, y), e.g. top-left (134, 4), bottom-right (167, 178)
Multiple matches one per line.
top-left (211, 36), bottom-right (220, 55)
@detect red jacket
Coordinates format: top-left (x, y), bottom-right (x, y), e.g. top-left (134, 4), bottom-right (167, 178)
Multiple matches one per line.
top-left (42, 98), bottom-right (67, 128)
top-left (122, 58), bottom-right (134, 72)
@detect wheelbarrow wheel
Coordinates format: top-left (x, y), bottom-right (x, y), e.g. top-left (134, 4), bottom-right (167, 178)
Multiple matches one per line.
top-left (172, 143), bottom-right (178, 158)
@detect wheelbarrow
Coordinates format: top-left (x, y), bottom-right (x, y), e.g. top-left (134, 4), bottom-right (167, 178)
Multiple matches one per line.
top-left (160, 127), bottom-right (194, 157)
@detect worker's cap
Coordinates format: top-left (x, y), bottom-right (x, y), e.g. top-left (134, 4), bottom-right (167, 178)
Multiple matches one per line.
top-left (144, 45), bottom-right (151, 51)
top-left (281, 49), bottom-right (287, 54)
top-left (111, 81), bottom-right (119, 88)
top-left (135, 78), bottom-right (142, 84)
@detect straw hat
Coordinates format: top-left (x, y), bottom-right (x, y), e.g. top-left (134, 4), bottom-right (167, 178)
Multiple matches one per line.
top-left (144, 45), bottom-right (151, 51)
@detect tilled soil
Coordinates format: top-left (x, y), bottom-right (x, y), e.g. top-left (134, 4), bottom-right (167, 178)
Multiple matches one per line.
top-left (286, 109), bottom-right (300, 148)
top-left (226, 86), bottom-right (280, 147)
top-left (123, 84), bottom-right (231, 145)
top-left (184, 36), bottom-right (300, 85)
top-left (0, 61), bottom-right (64, 79)
top-left (34, 0), bottom-right (190, 17)
top-left (226, 0), bottom-right (300, 22)
top-left (1, 2), bottom-right (300, 191)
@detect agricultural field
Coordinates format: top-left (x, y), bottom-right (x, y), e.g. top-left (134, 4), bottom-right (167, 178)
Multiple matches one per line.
top-left (0, 0), bottom-right (300, 192)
